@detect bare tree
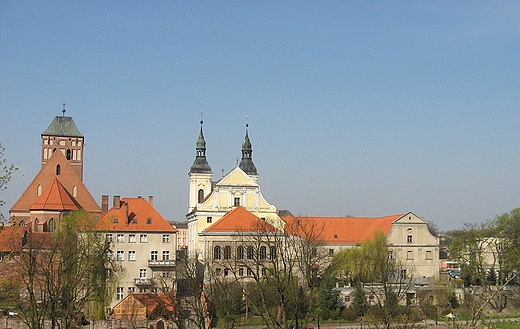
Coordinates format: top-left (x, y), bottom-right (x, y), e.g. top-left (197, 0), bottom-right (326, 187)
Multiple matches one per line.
top-left (0, 142), bottom-right (18, 223)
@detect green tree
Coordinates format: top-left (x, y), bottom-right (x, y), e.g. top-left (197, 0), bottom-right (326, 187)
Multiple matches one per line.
top-left (0, 142), bottom-right (18, 223)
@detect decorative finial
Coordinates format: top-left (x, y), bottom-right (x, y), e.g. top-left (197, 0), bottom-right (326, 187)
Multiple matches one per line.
top-left (221, 168), bottom-right (225, 177)
top-left (200, 112), bottom-right (204, 125)
top-left (245, 115), bottom-right (249, 128)
top-left (62, 102), bottom-right (66, 116)
top-left (236, 156), bottom-right (239, 166)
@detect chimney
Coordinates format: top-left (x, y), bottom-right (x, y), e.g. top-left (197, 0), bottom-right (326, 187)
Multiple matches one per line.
top-left (101, 195), bottom-right (108, 214)
top-left (125, 202), bottom-right (129, 226)
top-left (114, 195), bottom-right (121, 210)
top-left (148, 195), bottom-right (154, 207)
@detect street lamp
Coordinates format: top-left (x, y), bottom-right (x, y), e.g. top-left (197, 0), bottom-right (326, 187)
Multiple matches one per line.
top-left (360, 317), bottom-right (363, 329)
top-left (435, 304), bottom-right (438, 325)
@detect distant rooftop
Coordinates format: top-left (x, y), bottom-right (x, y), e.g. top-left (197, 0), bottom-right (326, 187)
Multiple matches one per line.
top-left (42, 116), bottom-right (83, 137)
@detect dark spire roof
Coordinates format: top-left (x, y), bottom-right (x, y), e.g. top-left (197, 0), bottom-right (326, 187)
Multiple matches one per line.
top-left (42, 104), bottom-right (83, 137)
top-left (43, 117), bottom-right (83, 137)
top-left (189, 118), bottom-right (212, 174)
top-left (239, 122), bottom-right (258, 176)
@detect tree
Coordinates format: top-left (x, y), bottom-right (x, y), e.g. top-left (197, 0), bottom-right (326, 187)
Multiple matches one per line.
top-left (0, 142), bottom-right (18, 223)
top-left (9, 210), bottom-right (120, 329)
top-left (328, 232), bottom-right (414, 329)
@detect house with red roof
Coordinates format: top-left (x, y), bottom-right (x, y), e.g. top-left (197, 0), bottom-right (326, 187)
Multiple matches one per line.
top-left (93, 196), bottom-right (178, 307)
top-left (111, 292), bottom-right (174, 324)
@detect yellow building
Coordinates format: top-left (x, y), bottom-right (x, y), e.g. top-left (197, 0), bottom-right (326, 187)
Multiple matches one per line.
top-left (186, 120), bottom-right (281, 254)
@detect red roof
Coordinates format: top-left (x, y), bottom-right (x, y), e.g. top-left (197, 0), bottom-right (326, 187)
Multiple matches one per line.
top-left (0, 226), bottom-right (24, 253)
top-left (93, 197), bottom-right (176, 232)
top-left (282, 214), bottom-right (403, 244)
top-left (132, 293), bottom-right (175, 314)
top-left (204, 206), bottom-right (280, 233)
top-left (30, 177), bottom-right (80, 211)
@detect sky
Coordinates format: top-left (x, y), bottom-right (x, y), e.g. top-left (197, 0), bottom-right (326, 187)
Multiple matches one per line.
top-left (1, 1), bottom-right (519, 231)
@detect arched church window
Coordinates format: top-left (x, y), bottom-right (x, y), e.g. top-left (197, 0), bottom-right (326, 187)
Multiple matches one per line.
top-left (49, 218), bottom-right (56, 232)
top-left (198, 189), bottom-right (204, 203)
top-left (213, 246), bottom-right (221, 260)
top-left (73, 185), bottom-right (77, 197)
top-left (37, 184), bottom-right (42, 196)
top-left (247, 246), bottom-right (254, 259)
top-left (260, 246), bottom-right (267, 259)
top-left (224, 246), bottom-right (231, 260)
top-left (270, 246), bottom-right (277, 260)
top-left (237, 246), bottom-right (244, 260)
top-left (56, 164), bottom-right (61, 175)
top-left (33, 219), bottom-right (39, 232)
top-left (66, 149), bottom-right (71, 160)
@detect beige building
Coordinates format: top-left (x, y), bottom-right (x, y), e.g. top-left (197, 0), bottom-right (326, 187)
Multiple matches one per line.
top-left (186, 121), bottom-right (281, 254)
top-left (94, 196), bottom-right (178, 307)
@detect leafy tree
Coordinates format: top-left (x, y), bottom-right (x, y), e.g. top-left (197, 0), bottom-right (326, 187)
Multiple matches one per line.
top-left (0, 142), bottom-right (18, 223)
top-left (315, 276), bottom-right (340, 320)
top-left (350, 282), bottom-right (368, 317)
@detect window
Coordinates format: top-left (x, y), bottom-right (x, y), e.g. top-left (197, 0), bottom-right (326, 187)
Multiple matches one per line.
top-left (426, 250), bottom-right (432, 260)
top-left (260, 246), bottom-right (267, 259)
top-left (401, 269), bottom-right (407, 279)
top-left (117, 251), bottom-right (124, 260)
top-left (128, 287), bottom-right (135, 294)
top-left (48, 218), bottom-right (56, 232)
top-left (237, 246), bottom-right (244, 260)
top-left (207, 216), bottom-right (212, 224)
top-left (215, 268), bottom-right (221, 276)
top-left (66, 149), bottom-right (71, 160)
top-left (113, 218), bottom-right (118, 223)
top-left (151, 251), bottom-right (158, 261)
top-left (311, 248), bottom-right (317, 257)
top-left (388, 250), bottom-right (394, 259)
top-left (56, 164), bottom-right (61, 175)
top-left (234, 197), bottom-right (240, 206)
top-left (407, 251), bottom-right (413, 259)
top-left (117, 234), bottom-right (124, 243)
top-left (270, 246), bottom-right (277, 260)
top-left (247, 268), bottom-right (253, 276)
top-left (198, 189), bottom-right (204, 203)
top-left (224, 246), bottom-right (231, 260)
top-left (146, 218), bottom-right (152, 224)
top-left (407, 235), bottom-right (413, 243)
top-left (37, 184), bottom-right (42, 196)
top-left (239, 268), bottom-right (244, 276)
top-left (139, 269), bottom-right (147, 278)
top-left (106, 234), bottom-right (113, 242)
top-left (128, 251), bottom-right (136, 261)
top-left (247, 246), bottom-right (254, 259)
top-left (328, 249), bottom-right (334, 257)
top-left (261, 268), bottom-right (267, 276)
top-left (117, 287), bottom-right (124, 300)
top-left (224, 268), bottom-right (229, 276)
top-left (140, 234), bottom-right (147, 243)
top-left (214, 246), bottom-right (221, 260)
top-left (162, 234), bottom-right (170, 243)
top-left (162, 251), bottom-right (170, 260)
top-left (129, 234), bottom-right (136, 243)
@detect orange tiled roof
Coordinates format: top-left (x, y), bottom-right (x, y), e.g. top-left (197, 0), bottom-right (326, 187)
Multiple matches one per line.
top-left (93, 197), bottom-right (176, 232)
top-left (132, 293), bottom-right (175, 314)
top-left (204, 206), bottom-right (280, 233)
top-left (0, 226), bottom-right (24, 253)
top-left (30, 177), bottom-right (80, 211)
top-left (282, 214), bottom-right (403, 244)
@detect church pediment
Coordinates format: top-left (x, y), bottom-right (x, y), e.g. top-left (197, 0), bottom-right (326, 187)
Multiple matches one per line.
top-left (217, 166), bottom-right (258, 187)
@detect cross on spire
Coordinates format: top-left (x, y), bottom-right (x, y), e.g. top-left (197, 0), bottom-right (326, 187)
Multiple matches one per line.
top-left (62, 102), bottom-right (66, 116)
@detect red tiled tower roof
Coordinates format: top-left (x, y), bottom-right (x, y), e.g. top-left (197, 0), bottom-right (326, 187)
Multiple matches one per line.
top-left (204, 206), bottom-right (280, 233)
top-left (30, 177), bottom-right (80, 211)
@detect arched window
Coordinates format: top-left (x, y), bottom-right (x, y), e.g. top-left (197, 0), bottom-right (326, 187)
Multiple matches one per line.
top-left (56, 164), bottom-right (61, 175)
top-left (198, 189), bottom-right (204, 203)
top-left (33, 218), bottom-right (39, 232)
top-left (270, 246), bottom-right (277, 260)
top-left (72, 185), bottom-right (77, 197)
top-left (224, 246), bottom-right (231, 260)
top-left (37, 184), bottom-right (42, 196)
top-left (19, 220), bottom-right (25, 227)
top-left (66, 149), bottom-right (71, 160)
top-left (260, 246), bottom-right (267, 259)
top-left (48, 218), bottom-right (56, 232)
top-left (247, 246), bottom-right (254, 259)
top-left (213, 246), bottom-right (221, 260)
top-left (237, 246), bottom-right (244, 260)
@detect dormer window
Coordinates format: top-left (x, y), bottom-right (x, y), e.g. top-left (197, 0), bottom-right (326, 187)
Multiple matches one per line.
top-left (146, 218), bottom-right (152, 224)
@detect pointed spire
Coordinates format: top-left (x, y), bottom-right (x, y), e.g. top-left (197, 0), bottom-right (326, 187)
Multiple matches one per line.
top-left (190, 113), bottom-right (212, 174)
top-left (239, 117), bottom-right (258, 176)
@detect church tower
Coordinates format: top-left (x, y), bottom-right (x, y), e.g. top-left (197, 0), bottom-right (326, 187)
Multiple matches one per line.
top-left (41, 103), bottom-right (85, 180)
top-left (238, 121), bottom-right (258, 181)
top-left (188, 117), bottom-right (213, 212)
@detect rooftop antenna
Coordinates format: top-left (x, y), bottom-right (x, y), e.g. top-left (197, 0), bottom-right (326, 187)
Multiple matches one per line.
top-left (62, 102), bottom-right (66, 116)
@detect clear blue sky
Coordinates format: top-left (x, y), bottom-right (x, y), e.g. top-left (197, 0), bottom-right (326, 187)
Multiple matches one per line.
top-left (1, 1), bottom-right (519, 231)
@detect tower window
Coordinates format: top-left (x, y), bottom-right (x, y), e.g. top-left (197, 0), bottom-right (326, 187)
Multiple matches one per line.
top-left (72, 185), bottom-right (77, 198)
top-left (407, 235), bottom-right (413, 243)
top-left (198, 189), bottom-right (204, 203)
top-left (66, 149), bottom-right (71, 160)
top-left (37, 184), bottom-right (42, 196)
top-left (207, 217), bottom-right (212, 223)
top-left (234, 197), bottom-right (240, 206)
top-left (56, 164), bottom-right (61, 175)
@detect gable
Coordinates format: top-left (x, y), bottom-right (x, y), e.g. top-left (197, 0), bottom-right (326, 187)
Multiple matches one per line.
top-left (217, 167), bottom-right (257, 187)
top-left (30, 177), bottom-right (80, 211)
top-left (10, 151), bottom-right (100, 215)
top-left (203, 206), bottom-right (280, 233)
top-left (392, 212), bottom-right (427, 225)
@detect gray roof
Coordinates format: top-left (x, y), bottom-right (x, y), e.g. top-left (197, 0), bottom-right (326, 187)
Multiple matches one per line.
top-left (42, 116), bottom-right (83, 137)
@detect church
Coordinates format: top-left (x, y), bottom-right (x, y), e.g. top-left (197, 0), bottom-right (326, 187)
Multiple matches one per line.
top-left (186, 120), bottom-right (440, 279)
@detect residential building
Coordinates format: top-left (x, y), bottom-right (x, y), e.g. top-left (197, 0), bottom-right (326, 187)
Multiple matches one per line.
top-left (93, 196), bottom-right (178, 307)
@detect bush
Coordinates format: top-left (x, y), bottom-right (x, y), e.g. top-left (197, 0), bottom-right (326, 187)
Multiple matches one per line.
top-left (341, 308), bottom-right (358, 321)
